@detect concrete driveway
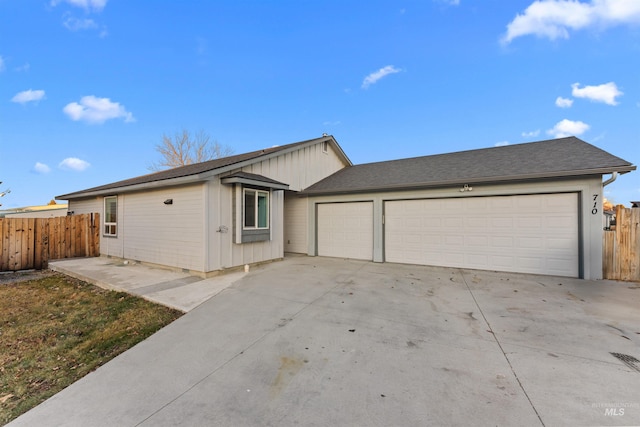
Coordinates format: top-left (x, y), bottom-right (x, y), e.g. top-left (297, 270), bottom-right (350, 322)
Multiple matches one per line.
top-left (9, 256), bottom-right (640, 426)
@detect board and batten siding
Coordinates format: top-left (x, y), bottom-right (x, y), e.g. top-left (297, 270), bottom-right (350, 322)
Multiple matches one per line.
top-left (284, 192), bottom-right (308, 254)
top-left (239, 141), bottom-right (347, 257)
top-left (240, 142), bottom-right (347, 191)
top-left (206, 180), bottom-right (284, 272)
top-left (205, 140), bottom-right (347, 271)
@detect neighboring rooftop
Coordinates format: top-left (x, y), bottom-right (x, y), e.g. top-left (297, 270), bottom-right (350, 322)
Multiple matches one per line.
top-left (0, 203), bottom-right (68, 218)
top-left (303, 137), bottom-right (636, 195)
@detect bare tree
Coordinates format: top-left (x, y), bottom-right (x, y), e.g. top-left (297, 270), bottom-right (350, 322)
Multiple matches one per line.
top-left (148, 129), bottom-right (234, 171)
top-left (0, 182), bottom-right (9, 207)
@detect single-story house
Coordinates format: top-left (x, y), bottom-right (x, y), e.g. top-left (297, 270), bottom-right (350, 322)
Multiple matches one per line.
top-left (0, 203), bottom-right (69, 218)
top-left (57, 135), bottom-right (635, 280)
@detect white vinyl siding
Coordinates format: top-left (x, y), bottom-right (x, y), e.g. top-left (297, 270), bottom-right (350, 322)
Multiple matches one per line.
top-left (104, 196), bottom-right (117, 236)
top-left (385, 193), bottom-right (579, 277)
top-left (317, 202), bottom-right (373, 261)
top-left (68, 198), bottom-right (101, 216)
top-left (122, 184), bottom-right (205, 271)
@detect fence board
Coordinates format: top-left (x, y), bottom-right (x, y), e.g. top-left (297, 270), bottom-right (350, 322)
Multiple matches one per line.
top-left (8, 219), bottom-right (17, 270)
top-left (603, 205), bottom-right (640, 282)
top-left (0, 213), bottom-right (100, 271)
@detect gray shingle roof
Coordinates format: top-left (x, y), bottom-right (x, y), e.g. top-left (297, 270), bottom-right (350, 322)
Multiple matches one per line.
top-left (302, 137), bottom-right (635, 195)
top-left (57, 136), bottom-right (336, 199)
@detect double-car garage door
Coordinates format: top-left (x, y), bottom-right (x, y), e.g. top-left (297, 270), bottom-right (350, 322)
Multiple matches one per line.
top-left (317, 193), bottom-right (579, 277)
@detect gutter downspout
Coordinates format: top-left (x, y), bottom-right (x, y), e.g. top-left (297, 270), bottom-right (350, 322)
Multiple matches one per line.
top-left (603, 172), bottom-right (618, 187)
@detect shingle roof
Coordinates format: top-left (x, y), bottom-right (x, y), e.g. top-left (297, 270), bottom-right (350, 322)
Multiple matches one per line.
top-left (302, 137), bottom-right (635, 195)
top-left (57, 136), bottom-right (337, 199)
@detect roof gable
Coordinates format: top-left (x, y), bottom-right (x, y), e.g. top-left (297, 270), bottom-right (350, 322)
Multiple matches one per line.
top-left (303, 137), bottom-right (636, 195)
top-left (58, 135), bottom-right (348, 199)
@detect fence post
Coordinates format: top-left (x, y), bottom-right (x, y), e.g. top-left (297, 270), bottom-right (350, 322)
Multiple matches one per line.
top-left (0, 219), bottom-right (5, 271)
top-left (41, 220), bottom-right (49, 269)
top-left (91, 213), bottom-right (100, 256)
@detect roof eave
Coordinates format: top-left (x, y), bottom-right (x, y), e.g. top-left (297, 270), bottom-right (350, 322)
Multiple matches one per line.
top-left (57, 173), bottom-right (206, 200)
top-left (220, 176), bottom-right (289, 190)
top-left (302, 166), bottom-right (636, 196)
top-left (58, 135), bottom-right (349, 200)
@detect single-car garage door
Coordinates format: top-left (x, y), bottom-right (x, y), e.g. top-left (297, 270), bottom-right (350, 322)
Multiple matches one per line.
top-left (385, 193), bottom-right (579, 277)
top-left (318, 202), bottom-right (373, 260)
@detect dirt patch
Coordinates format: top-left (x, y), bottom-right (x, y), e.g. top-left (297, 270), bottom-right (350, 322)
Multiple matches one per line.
top-left (0, 269), bottom-right (57, 285)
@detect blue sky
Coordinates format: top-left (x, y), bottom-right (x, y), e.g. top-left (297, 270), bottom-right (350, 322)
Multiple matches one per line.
top-left (1, 0), bottom-right (639, 208)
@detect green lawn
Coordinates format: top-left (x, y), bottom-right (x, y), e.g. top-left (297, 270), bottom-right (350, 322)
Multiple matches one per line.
top-left (0, 272), bottom-right (183, 425)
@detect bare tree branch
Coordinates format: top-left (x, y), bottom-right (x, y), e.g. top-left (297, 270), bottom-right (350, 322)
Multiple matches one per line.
top-left (148, 129), bottom-right (234, 171)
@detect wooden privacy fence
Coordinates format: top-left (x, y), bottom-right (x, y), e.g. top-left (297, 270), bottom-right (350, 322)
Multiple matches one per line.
top-left (0, 213), bottom-right (100, 272)
top-left (603, 206), bottom-right (640, 282)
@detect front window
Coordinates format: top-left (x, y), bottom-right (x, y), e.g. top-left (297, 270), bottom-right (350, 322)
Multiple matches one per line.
top-left (243, 189), bottom-right (269, 229)
top-left (104, 196), bottom-right (117, 236)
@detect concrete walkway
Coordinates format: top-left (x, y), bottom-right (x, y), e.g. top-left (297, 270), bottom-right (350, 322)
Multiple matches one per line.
top-left (9, 256), bottom-right (640, 426)
top-left (48, 257), bottom-right (247, 312)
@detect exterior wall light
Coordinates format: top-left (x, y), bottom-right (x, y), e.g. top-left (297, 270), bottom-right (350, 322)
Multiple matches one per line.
top-left (164, 199), bottom-right (173, 205)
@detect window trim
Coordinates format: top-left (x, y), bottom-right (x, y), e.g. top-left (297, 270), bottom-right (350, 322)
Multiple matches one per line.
top-left (103, 196), bottom-right (117, 237)
top-left (243, 188), bottom-right (269, 230)
top-left (238, 187), bottom-right (271, 243)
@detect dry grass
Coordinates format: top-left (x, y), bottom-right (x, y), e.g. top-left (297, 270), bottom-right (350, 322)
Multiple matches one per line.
top-left (0, 272), bottom-right (183, 425)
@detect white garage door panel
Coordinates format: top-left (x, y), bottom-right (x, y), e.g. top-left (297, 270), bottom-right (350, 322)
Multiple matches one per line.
top-left (318, 202), bottom-right (373, 261)
top-left (385, 193), bottom-right (579, 277)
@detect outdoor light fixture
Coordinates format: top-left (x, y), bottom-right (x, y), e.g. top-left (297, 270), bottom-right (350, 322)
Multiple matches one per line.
top-left (460, 184), bottom-right (473, 192)
top-left (164, 199), bottom-right (173, 205)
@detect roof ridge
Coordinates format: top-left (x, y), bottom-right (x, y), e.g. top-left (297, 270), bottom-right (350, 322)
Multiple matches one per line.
top-left (351, 136), bottom-right (582, 168)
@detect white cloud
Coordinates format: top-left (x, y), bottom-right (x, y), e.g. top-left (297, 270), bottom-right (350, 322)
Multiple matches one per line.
top-left (571, 82), bottom-right (622, 105)
top-left (63, 95), bottom-right (135, 124)
top-left (502, 0), bottom-right (640, 44)
top-left (495, 141), bottom-right (510, 147)
top-left (15, 63), bottom-right (30, 72)
top-left (522, 129), bottom-right (541, 138)
top-left (555, 96), bottom-right (574, 108)
top-left (59, 157), bottom-right (90, 171)
top-left (51, 0), bottom-right (107, 12)
top-left (362, 65), bottom-right (402, 89)
top-left (33, 162), bottom-right (51, 174)
top-left (63, 16), bottom-right (98, 31)
top-left (11, 89), bottom-right (46, 104)
top-left (547, 118), bottom-right (590, 138)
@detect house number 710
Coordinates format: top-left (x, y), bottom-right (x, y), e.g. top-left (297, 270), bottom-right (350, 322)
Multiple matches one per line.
top-left (592, 194), bottom-right (598, 214)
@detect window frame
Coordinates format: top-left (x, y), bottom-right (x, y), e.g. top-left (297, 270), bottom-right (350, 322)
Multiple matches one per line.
top-left (238, 187), bottom-right (271, 244)
top-left (243, 188), bottom-right (269, 230)
top-left (103, 196), bottom-right (117, 237)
